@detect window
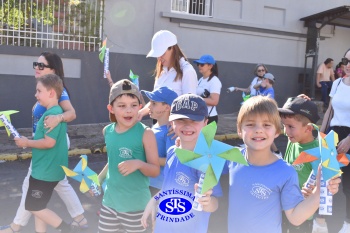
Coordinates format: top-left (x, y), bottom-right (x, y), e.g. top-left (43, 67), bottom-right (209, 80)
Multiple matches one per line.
top-left (171, 0), bottom-right (213, 17)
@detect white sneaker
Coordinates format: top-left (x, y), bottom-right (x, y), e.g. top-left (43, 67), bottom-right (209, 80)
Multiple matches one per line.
top-left (312, 219), bottom-right (328, 233)
top-left (339, 221), bottom-right (350, 233)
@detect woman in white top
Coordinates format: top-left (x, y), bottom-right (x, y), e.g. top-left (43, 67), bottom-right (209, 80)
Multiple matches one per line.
top-left (194, 54), bottom-right (222, 124)
top-left (320, 48), bottom-right (350, 233)
top-left (139, 30), bottom-right (197, 119)
top-left (233, 64), bottom-right (269, 96)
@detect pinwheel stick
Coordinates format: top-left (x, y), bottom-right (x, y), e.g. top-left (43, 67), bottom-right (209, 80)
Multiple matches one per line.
top-left (305, 171), bottom-right (332, 215)
top-left (103, 48), bottom-right (109, 79)
top-left (192, 173), bottom-right (205, 211)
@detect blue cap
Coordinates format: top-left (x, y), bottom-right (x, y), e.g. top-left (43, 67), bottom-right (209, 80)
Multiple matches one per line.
top-left (193, 54), bottom-right (216, 65)
top-left (169, 94), bottom-right (208, 121)
top-left (141, 86), bottom-right (178, 106)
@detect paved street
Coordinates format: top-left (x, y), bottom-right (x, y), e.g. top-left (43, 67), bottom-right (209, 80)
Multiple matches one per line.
top-left (0, 137), bottom-right (347, 233)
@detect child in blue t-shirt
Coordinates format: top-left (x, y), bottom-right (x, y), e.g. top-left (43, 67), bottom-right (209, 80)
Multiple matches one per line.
top-left (141, 87), bottom-right (178, 193)
top-left (227, 95), bottom-right (322, 233)
top-left (259, 72), bottom-right (275, 98)
top-left (141, 94), bottom-right (222, 233)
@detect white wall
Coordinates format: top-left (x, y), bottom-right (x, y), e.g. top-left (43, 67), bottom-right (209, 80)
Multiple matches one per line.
top-left (104, 0), bottom-right (350, 68)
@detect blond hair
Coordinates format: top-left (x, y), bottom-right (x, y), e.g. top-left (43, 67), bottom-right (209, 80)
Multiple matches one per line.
top-left (37, 74), bottom-right (63, 100)
top-left (237, 96), bottom-right (281, 133)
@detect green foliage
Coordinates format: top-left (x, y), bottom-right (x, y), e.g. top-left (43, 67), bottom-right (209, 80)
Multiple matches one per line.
top-left (0, 0), bottom-right (102, 50)
top-left (0, 0), bottom-right (54, 29)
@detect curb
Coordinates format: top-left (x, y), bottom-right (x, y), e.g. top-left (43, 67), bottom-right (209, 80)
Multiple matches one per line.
top-left (0, 134), bottom-right (239, 162)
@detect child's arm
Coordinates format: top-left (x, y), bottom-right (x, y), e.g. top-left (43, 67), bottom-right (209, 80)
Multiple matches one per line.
top-left (141, 191), bottom-right (160, 230)
top-left (118, 129), bottom-right (160, 177)
top-left (234, 86), bottom-right (251, 93)
top-left (284, 166), bottom-right (321, 226)
top-left (98, 163), bottom-right (108, 184)
top-left (14, 135), bottom-right (56, 149)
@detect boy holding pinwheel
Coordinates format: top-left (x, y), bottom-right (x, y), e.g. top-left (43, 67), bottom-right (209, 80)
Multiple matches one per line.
top-left (279, 96), bottom-right (341, 233)
top-left (228, 95), bottom-right (332, 233)
top-left (141, 94), bottom-right (222, 233)
top-left (14, 74), bottom-right (78, 233)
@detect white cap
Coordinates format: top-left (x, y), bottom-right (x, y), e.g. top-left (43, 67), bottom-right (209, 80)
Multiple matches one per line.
top-left (146, 30), bottom-right (177, 58)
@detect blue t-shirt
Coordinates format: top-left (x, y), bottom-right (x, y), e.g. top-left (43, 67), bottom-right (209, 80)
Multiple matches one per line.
top-left (259, 86), bottom-right (275, 99)
top-left (150, 124), bottom-right (176, 189)
top-left (227, 158), bottom-right (303, 233)
top-left (32, 88), bottom-right (69, 133)
top-left (154, 146), bottom-right (223, 233)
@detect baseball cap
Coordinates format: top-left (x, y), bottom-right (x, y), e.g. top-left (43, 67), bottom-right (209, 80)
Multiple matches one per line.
top-left (169, 94), bottom-right (208, 121)
top-left (278, 97), bottom-right (320, 124)
top-left (263, 73), bottom-right (275, 83)
top-left (141, 86), bottom-right (178, 106)
top-left (109, 79), bottom-right (140, 122)
top-left (193, 54), bottom-right (216, 65)
top-left (146, 30), bottom-right (177, 58)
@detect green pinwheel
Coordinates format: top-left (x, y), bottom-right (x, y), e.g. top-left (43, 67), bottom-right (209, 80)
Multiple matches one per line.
top-left (0, 110), bottom-right (20, 137)
top-left (175, 122), bottom-right (248, 194)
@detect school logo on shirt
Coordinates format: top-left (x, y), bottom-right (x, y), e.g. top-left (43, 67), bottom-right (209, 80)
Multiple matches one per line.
top-left (250, 183), bottom-right (272, 200)
top-left (292, 163), bottom-right (304, 171)
top-left (31, 190), bottom-right (43, 198)
top-left (175, 172), bottom-right (190, 187)
top-left (118, 147), bottom-right (133, 159)
top-left (154, 189), bottom-right (195, 223)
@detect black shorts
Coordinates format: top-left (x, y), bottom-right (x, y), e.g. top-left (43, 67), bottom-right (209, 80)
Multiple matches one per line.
top-left (25, 176), bottom-right (58, 211)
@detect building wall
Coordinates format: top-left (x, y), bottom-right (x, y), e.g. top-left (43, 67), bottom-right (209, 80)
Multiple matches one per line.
top-left (1, 1), bottom-right (350, 128)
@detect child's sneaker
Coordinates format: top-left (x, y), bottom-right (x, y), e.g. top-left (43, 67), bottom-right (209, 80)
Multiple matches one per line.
top-left (339, 221), bottom-right (350, 233)
top-left (312, 219), bottom-right (328, 233)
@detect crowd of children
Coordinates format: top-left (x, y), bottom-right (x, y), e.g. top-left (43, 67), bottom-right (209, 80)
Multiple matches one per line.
top-left (5, 71), bottom-right (345, 233)
top-left (1, 38), bottom-right (348, 233)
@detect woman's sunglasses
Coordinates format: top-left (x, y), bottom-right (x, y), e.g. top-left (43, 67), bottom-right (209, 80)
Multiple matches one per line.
top-left (33, 62), bottom-right (51, 70)
top-left (197, 63), bottom-right (206, 67)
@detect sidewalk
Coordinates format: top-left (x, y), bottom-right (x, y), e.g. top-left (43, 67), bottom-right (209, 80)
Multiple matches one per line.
top-left (0, 101), bottom-right (325, 161)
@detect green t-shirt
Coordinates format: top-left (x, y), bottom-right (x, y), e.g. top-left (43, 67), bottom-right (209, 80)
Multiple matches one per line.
top-left (103, 122), bottom-right (151, 212)
top-left (31, 105), bottom-right (68, 182)
top-left (284, 139), bottom-right (318, 188)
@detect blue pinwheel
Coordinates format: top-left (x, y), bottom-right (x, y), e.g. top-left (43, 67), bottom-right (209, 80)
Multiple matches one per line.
top-left (62, 155), bottom-right (100, 193)
top-left (175, 122), bottom-right (248, 194)
top-left (293, 124), bottom-right (348, 181)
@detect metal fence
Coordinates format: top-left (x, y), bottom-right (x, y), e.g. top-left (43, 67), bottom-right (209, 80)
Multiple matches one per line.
top-left (0, 0), bottom-right (103, 51)
top-left (171, 0), bottom-right (212, 17)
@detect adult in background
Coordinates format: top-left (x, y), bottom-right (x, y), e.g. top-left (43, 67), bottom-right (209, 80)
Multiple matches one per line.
top-left (320, 50), bottom-right (350, 233)
top-left (194, 54), bottom-right (222, 124)
top-left (231, 64), bottom-right (269, 96)
top-left (316, 58), bottom-right (335, 108)
top-left (138, 30), bottom-right (198, 120)
top-left (335, 61), bottom-right (346, 80)
top-left (0, 52), bottom-right (87, 233)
